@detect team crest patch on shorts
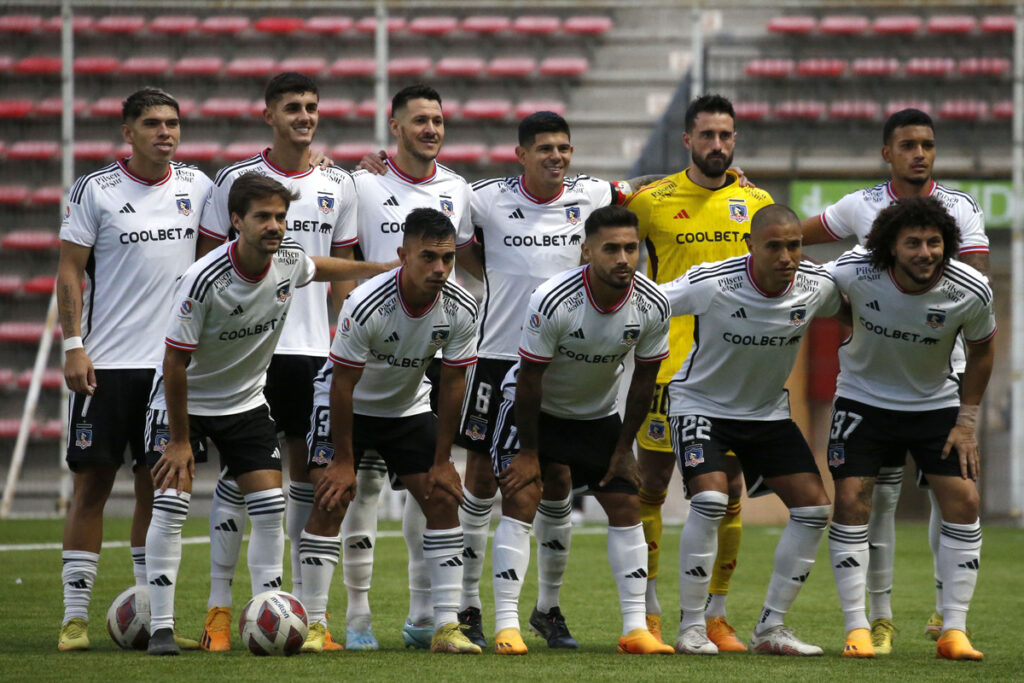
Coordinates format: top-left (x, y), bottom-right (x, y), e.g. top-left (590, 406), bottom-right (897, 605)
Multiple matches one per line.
top-left (311, 443), bottom-right (333, 465)
top-left (683, 444), bottom-right (704, 467)
top-left (647, 419), bottom-right (666, 441)
top-left (154, 429), bottom-right (169, 454)
top-left (74, 424), bottom-right (93, 450)
top-left (827, 444), bottom-right (845, 468)
top-left (464, 416), bottom-right (488, 441)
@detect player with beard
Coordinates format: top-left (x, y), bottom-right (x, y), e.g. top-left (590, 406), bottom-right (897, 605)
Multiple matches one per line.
top-left (623, 94), bottom-right (773, 648)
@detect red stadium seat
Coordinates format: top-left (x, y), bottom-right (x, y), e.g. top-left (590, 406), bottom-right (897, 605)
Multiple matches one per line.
top-left (744, 58), bottom-right (794, 78)
top-left (461, 99), bottom-right (512, 120)
top-left (773, 100), bottom-right (826, 120)
top-left (980, 15), bottom-right (1014, 34)
top-left (200, 16), bottom-right (250, 34)
top-left (16, 367), bottom-right (63, 388)
top-left (14, 56), bottom-right (62, 75)
top-left (355, 99), bottom-right (378, 119)
top-left (1, 229), bottom-right (60, 249)
top-left (8, 141), bottom-right (59, 161)
top-left (434, 57), bottom-right (485, 78)
top-left (199, 98), bottom-right (250, 118)
top-left (886, 100), bottom-right (931, 117)
top-left (797, 58), bottom-right (847, 77)
top-left (35, 97), bottom-right (87, 116)
top-left (0, 99), bottom-right (33, 118)
top-left (149, 15), bottom-right (199, 34)
top-left (927, 15), bottom-right (977, 34)
top-left (119, 56), bottom-right (170, 75)
top-left (0, 277), bottom-right (23, 296)
top-left (851, 58), bottom-right (900, 77)
top-left (0, 187), bottom-right (31, 206)
top-left (828, 100), bottom-right (880, 121)
top-left (74, 56), bottom-right (119, 75)
top-left (330, 57), bottom-right (376, 78)
top-left (174, 57), bottom-right (223, 76)
top-left (73, 141), bottom-right (114, 160)
top-left (514, 99), bottom-right (567, 118)
top-left (0, 55), bottom-right (11, 73)
top-left (959, 58), bottom-right (1010, 77)
top-left (905, 58), bottom-right (955, 77)
top-left (317, 98), bottom-right (355, 118)
top-left (226, 57), bottom-right (277, 78)
top-left (21, 276), bottom-right (55, 295)
top-left (938, 99), bottom-right (987, 121)
top-left (249, 99), bottom-right (266, 118)
top-left (331, 142), bottom-right (377, 162)
top-left (174, 142), bottom-right (222, 162)
top-left (303, 16), bottom-right (354, 34)
top-left (278, 57), bottom-right (327, 76)
top-left (254, 16), bottom-right (304, 34)
top-left (441, 100), bottom-right (461, 119)
top-left (41, 15), bottom-right (94, 33)
top-left (0, 322), bottom-right (57, 343)
top-left (462, 16), bottom-right (511, 34)
top-left (37, 418), bottom-right (64, 439)
top-left (0, 141), bottom-right (5, 157)
top-left (176, 99), bottom-right (196, 118)
top-left (354, 17), bottom-right (406, 34)
top-left (94, 15), bottom-right (145, 34)
top-left (732, 102), bottom-right (773, 121)
top-left (32, 186), bottom-right (63, 205)
top-left (871, 15), bottom-right (922, 35)
top-left (388, 57), bottom-right (432, 77)
top-left (0, 419), bottom-right (21, 439)
top-left (90, 97), bottom-right (125, 117)
top-left (992, 100), bottom-right (1013, 119)
top-left (487, 57), bottom-right (536, 78)
top-left (408, 16), bottom-right (458, 36)
top-left (0, 14), bottom-right (43, 33)
top-left (222, 142), bottom-right (265, 161)
top-left (820, 15), bottom-right (869, 35)
top-left (513, 16), bottom-right (560, 35)
top-left (438, 144), bottom-right (487, 163)
top-left (766, 16), bottom-right (816, 34)
top-left (563, 16), bottom-right (613, 36)
top-left (539, 57), bottom-right (588, 77)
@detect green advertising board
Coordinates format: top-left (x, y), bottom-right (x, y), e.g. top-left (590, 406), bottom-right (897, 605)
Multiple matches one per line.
top-left (790, 180), bottom-right (1015, 229)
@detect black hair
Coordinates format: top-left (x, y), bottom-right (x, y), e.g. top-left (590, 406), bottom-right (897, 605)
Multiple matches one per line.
top-left (750, 204), bottom-right (799, 235)
top-left (883, 108), bottom-right (934, 145)
top-left (228, 172), bottom-right (300, 219)
top-left (584, 205), bottom-right (639, 238)
top-left (865, 196), bottom-right (960, 270)
top-left (391, 84), bottom-right (442, 116)
top-left (518, 111), bottom-right (571, 147)
top-left (402, 207), bottom-right (455, 244)
top-left (264, 72), bottom-right (319, 106)
top-left (122, 87), bottom-right (179, 123)
top-left (684, 94), bottom-right (735, 133)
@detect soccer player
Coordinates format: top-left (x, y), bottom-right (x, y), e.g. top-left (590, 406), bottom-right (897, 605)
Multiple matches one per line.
top-left (488, 205), bottom-right (673, 655)
top-left (663, 205), bottom-right (838, 656)
top-left (801, 108), bottom-right (989, 651)
top-left (299, 207), bottom-right (481, 654)
top-left (143, 173), bottom-right (390, 656)
top-left (825, 197), bottom-right (994, 661)
top-left (623, 94), bottom-right (774, 648)
top-left (194, 72), bottom-right (357, 652)
top-left (55, 88), bottom-right (211, 652)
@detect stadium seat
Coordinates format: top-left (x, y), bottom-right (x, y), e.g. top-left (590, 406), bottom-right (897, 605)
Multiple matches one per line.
top-left (74, 140), bottom-right (114, 160)
top-left (37, 418), bottom-right (65, 439)
top-left (176, 99), bottom-right (196, 118)
top-left (938, 99), bottom-right (987, 121)
top-left (766, 16), bottom-right (816, 34)
top-left (563, 16), bottom-right (613, 36)
top-left (732, 101), bottom-right (773, 121)
top-left (388, 57), bottom-right (432, 77)
top-left (74, 56), bottom-right (119, 75)
top-left (16, 367), bottom-right (63, 389)
top-left (0, 187), bottom-right (31, 206)
top-left (0, 322), bottom-right (56, 343)
top-left (461, 16), bottom-right (511, 34)
top-left (254, 16), bottom-right (304, 34)
top-left (871, 15), bottom-right (922, 35)
top-left (226, 57), bottom-right (277, 78)
top-left (438, 144), bottom-right (487, 163)
top-left (0, 55), bottom-right (11, 73)
top-left (119, 56), bottom-right (170, 76)
top-left (355, 99), bottom-right (379, 119)
top-left (461, 99), bottom-right (512, 120)
top-left (819, 15), bottom-right (869, 35)
top-left (14, 56), bottom-right (62, 75)
top-left (513, 16), bottom-right (560, 35)
top-left (539, 57), bottom-right (588, 77)
top-left (905, 58), bottom-right (955, 77)
top-left (278, 57), bottom-right (327, 76)
top-left (222, 141), bottom-right (265, 161)
top-left (408, 16), bottom-right (458, 36)
top-left (797, 58), bottom-right (847, 77)
top-left (0, 229), bottom-right (60, 249)
top-left (149, 15), bottom-right (199, 34)
top-left (174, 142), bottom-right (222, 162)
top-left (927, 15), bottom-right (977, 34)
top-left (980, 15), bottom-right (1014, 34)
top-left (744, 58), bottom-right (794, 78)
top-left (199, 98), bottom-right (250, 119)
top-left (851, 58), bottom-right (900, 77)
top-left (90, 97), bottom-right (126, 117)
top-left (331, 142), bottom-right (377, 162)
top-left (0, 276), bottom-right (23, 296)
top-left (94, 15), bottom-right (145, 34)
top-left (7, 141), bottom-right (59, 161)
top-left (514, 99), bottom-right (567, 118)
top-left (41, 15), bottom-right (93, 33)
top-left (32, 186), bottom-right (63, 204)
top-left (21, 275), bottom-right (55, 295)
top-left (959, 57), bottom-right (1010, 77)
top-left (886, 100), bottom-right (931, 117)
top-left (0, 141), bottom-right (5, 157)
top-left (330, 57), bottom-right (377, 78)
top-left (0, 99), bottom-right (33, 118)
top-left (0, 14), bottom-right (43, 32)
top-left (773, 100), bottom-right (826, 120)
top-left (354, 16), bottom-right (406, 34)
top-left (249, 99), bottom-right (266, 118)
top-left (317, 98), bottom-right (355, 118)
top-left (442, 100), bottom-right (461, 119)
top-left (434, 57), bottom-right (485, 78)
top-left (992, 100), bottom-right (1013, 119)
top-left (303, 16), bottom-right (354, 34)
top-left (828, 100), bottom-right (880, 121)
top-left (199, 16), bottom-right (250, 35)
top-left (0, 419), bottom-right (21, 440)
top-left (487, 57), bottom-right (536, 78)
top-left (174, 57), bottom-right (223, 76)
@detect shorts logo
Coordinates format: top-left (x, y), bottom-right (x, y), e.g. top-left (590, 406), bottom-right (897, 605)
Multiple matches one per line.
top-left (926, 308), bottom-right (946, 329)
top-left (621, 325), bottom-right (640, 346)
top-left (565, 206), bottom-right (581, 225)
top-left (430, 326), bottom-right (450, 347)
top-left (276, 281), bottom-right (291, 303)
top-left (176, 197), bottom-right (193, 216)
top-left (464, 416), bottom-right (488, 441)
top-left (683, 444), bottom-right (704, 467)
top-left (789, 307), bottom-right (807, 325)
top-left (827, 444), bottom-right (845, 468)
top-left (728, 199), bottom-right (748, 223)
top-left (439, 198), bottom-right (454, 217)
top-left (647, 419), bottom-right (666, 442)
top-left (154, 429), bottom-right (170, 454)
top-left (318, 194), bottom-right (335, 214)
top-left (178, 300), bottom-right (193, 320)
top-left (74, 424), bottom-right (93, 450)
top-left (311, 443), bottom-right (333, 466)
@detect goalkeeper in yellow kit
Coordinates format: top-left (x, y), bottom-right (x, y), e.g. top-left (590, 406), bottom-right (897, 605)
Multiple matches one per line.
top-left (624, 94), bottom-right (773, 652)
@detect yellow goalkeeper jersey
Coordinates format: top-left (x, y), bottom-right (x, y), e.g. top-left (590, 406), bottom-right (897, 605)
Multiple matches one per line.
top-left (624, 169), bottom-right (774, 384)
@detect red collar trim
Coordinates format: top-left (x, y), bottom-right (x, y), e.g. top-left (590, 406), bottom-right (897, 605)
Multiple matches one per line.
top-left (396, 268), bottom-right (439, 317)
top-left (228, 242), bottom-right (271, 283)
top-left (518, 175), bottom-right (564, 204)
top-left (745, 255), bottom-right (793, 298)
top-left (117, 159), bottom-right (171, 186)
top-left (261, 148), bottom-right (314, 178)
top-left (886, 179), bottom-right (936, 201)
top-left (386, 157), bottom-right (436, 184)
top-left (582, 266), bottom-right (633, 314)
top-left (887, 263), bottom-right (944, 295)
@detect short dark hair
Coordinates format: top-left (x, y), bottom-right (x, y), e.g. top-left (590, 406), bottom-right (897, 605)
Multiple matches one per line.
top-left (750, 204), bottom-right (798, 235)
top-left (228, 172), bottom-right (299, 219)
top-left (391, 84), bottom-right (442, 116)
top-left (685, 94), bottom-right (735, 133)
top-left (584, 205), bottom-right (639, 238)
top-left (518, 111), bottom-right (571, 147)
top-left (865, 196), bottom-right (960, 270)
top-left (402, 207), bottom-right (455, 244)
top-left (883, 108), bottom-right (934, 145)
top-left (264, 72), bottom-right (319, 106)
top-left (122, 87), bottom-right (179, 123)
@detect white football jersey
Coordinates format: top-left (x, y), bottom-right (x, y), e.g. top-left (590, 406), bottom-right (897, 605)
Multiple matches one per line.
top-left (471, 174), bottom-right (630, 360)
top-left (662, 256), bottom-right (841, 420)
top-left (149, 238), bottom-right (317, 416)
top-left (198, 150), bottom-right (358, 356)
top-left (827, 247), bottom-right (996, 411)
top-left (313, 268), bottom-right (478, 418)
top-left (60, 160), bottom-right (212, 369)
top-left (514, 266), bottom-right (670, 420)
top-left (352, 158), bottom-right (474, 264)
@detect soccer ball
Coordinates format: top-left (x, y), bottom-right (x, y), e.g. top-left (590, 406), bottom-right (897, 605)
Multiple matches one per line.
top-left (106, 585), bottom-right (150, 650)
top-left (238, 590), bottom-right (308, 656)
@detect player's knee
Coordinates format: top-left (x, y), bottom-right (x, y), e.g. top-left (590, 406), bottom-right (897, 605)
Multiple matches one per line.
top-left (833, 481), bottom-right (871, 524)
top-left (306, 505), bottom-right (344, 536)
top-left (465, 457), bottom-right (499, 497)
top-left (639, 453), bottom-right (674, 490)
top-left (501, 483), bottom-right (541, 523)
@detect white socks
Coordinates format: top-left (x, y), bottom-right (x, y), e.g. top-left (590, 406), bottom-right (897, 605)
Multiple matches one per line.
top-left (423, 527), bottom-right (464, 628)
top-left (458, 487), bottom-right (495, 612)
top-left (298, 530), bottom-right (341, 626)
top-left (938, 519), bottom-right (982, 633)
top-left (147, 490), bottom-right (190, 632)
top-left (342, 460), bottom-right (385, 619)
top-left (678, 491), bottom-right (728, 630)
top-left (61, 550), bottom-right (99, 623)
top-left (131, 546), bottom-right (146, 587)
top-left (403, 494), bottom-right (432, 624)
top-left (286, 482), bottom-right (314, 598)
top-left (535, 496), bottom-right (572, 613)
top-left (208, 478), bottom-right (246, 608)
top-left (245, 488), bottom-right (286, 595)
top-left (928, 488), bottom-right (944, 614)
top-left (867, 467), bottom-right (902, 621)
top-left (828, 522), bottom-right (870, 633)
top-left (492, 515), bottom-right (532, 632)
top-left (608, 523), bottom-right (648, 635)
top-left (756, 505), bottom-right (830, 633)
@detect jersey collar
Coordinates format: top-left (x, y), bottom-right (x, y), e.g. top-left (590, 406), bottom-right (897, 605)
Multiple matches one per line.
top-left (518, 175), bottom-right (564, 204)
top-left (885, 179), bottom-right (936, 201)
top-left (261, 148), bottom-right (314, 178)
top-left (395, 267), bottom-right (439, 317)
top-left (117, 158), bottom-right (172, 186)
top-left (386, 157), bottom-right (437, 185)
top-left (745, 255), bottom-right (794, 298)
top-left (582, 265), bottom-right (633, 314)
top-left (228, 241), bottom-right (272, 284)
top-left (887, 263), bottom-right (944, 295)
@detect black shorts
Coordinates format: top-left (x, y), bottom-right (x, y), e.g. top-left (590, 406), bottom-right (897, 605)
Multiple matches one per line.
top-left (145, 404), bottom-right (279, 477)
top-left (306, 405), bottom-right (436, 488)
top-left (454, 357), bottom-right (516, 453)
top-left (491, 398), bottom-right (636, 495)
top-left (670, 414), bottom-right (820, 498)
top-left (66, 368), bottom-right (154, 472)
top-left (265, 354), bottom-right (326, 438)
top-left (826, 397), bottom-right (962, 481)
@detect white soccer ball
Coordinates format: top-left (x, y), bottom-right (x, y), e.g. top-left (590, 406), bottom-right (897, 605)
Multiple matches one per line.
top-left (238, 590), bottom-right (308, 656)
top-left (106, 585), bottom-right (151, 650)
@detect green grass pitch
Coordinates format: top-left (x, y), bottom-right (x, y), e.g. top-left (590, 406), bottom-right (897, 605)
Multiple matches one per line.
top-left (1, 518), bottom-right (1021, 681)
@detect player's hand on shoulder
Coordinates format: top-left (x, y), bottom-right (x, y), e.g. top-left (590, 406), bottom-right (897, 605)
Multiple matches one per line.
top-left (426, 460), bottom-right (464, 503)
top-left (600, 447), bottom-right (641, 489)
top-left (730, 166), bottom-right (757, 188)
top-left (357, 150), bottom-right (389, 175)
top-left (63, 349), bottom-right (96, 395)
top-left (152, 440), bottom-right (195, 494)
top-left (942, 424), bottom-right (980, 481)
top-left (499, 449), bottom-right (541, 496)
top-left (310, 149), bottom-right (335, 170)
top-left (315, 462), bottom-right (357, 512)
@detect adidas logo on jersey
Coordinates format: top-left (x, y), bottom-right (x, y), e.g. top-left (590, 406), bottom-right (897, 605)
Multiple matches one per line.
top-left (673, 209), bottom-right (690, 219)
top-left (625, 568), bottom-right (648, 579)
top-left (385, 331), bottom-right (400, 343)
top-left (731, 308), bottom-right (747, 319)
top-left (149, 575), bottom-right (172, 587)
top-left (228, 305), bottom-right (244, 317)
top-left (383, 195), bottom-right (400, 207)
top-left (349, 537), bottom-right (372, 550)
top-left (570, 328), bottom-right (585, 339)
top-left (508, 208), bottom-right (525, 220)
top-left (119, 203), bottom-right (136, 214)
top-left (866, 300), bottom-right (881, 311)
top-left (495, 568), bottom-right (520, 581)
top-left (214, 519), bottom-right (239, 532)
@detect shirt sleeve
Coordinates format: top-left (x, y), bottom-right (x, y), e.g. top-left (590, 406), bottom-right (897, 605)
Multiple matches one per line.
top-left (164, 277), bottom-right (206, 352)
top-left (818, 276), bottom-right (843, 318)
top-left (59, 179), bottom-right (100, 247)
top-left (962, 287), bottom-right (997, 344)
top-left (442, 308), bottom-right (478, 367)
top-left (819, 192), bottom-right (859, 241)
top-left (198, 174), bottom-right (232, 241)
top-left (331, 176), bottom-right (359, 249)
top-left (455, 183), bottom-right (475, 248)
top-left (328, 303), bottom-right (370, 369)
top-left (634, 311), bottom-right (670, 364)
top-left (517, 290), bottom-right (561, 364)
top-left (659, 266), bottom-right (714, 317)
top-left (296, 252), bottom-right (317, 288)
top-left (956, 200), bottom-right (989, 255)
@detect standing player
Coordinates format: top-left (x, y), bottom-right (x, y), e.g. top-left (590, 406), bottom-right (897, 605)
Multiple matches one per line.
top-left (55, 88), bottom-right (210, 652)
top-left (488, 205), bottom-right (673, 655)
top-left (143, 174), bottom-right (389, 655)
top-left (194, 72), bottom-right (357, 652)
top-left (801, 108), bottom-right (989, 651)
top-left (663, 205), bottom-right (838, 655)
top-left (826, 197), bottom-right (994, 661)
top-left (623, 94), bottom-right (774, 647)
top-left (299, 208), bottom-right (481, 654)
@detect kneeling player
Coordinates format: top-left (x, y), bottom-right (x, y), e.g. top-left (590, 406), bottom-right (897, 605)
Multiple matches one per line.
top-left (488, 206), bottom-right (673, 655)
top-left (663, 205), bottom-right (839, 656)
top-left (300, 208), bottom-right (481, 654)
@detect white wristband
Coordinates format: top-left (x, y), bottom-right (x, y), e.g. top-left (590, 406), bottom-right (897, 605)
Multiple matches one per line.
top-left (956, 404), bottom-right (980, 430)
top-left (62, 336), bottom-right (84, 353)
